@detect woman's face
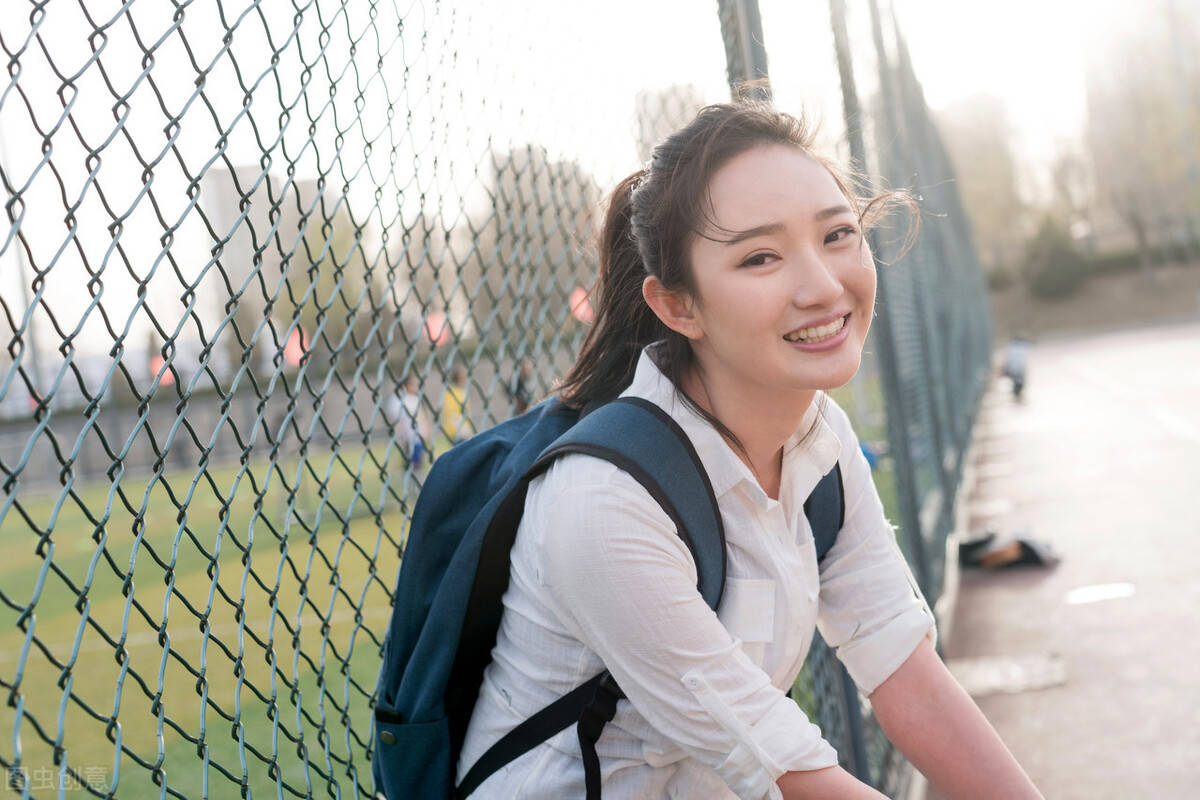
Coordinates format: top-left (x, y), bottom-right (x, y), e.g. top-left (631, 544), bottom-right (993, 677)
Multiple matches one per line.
top-left (682, 144), bottom-right (876, 404)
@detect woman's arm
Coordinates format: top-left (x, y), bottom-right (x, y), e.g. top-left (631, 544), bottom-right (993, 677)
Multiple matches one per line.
top-left (868, 636), bottom-right (1043, 799)
top-left (775, 638), bottom-right (1040, 800)
top-left (777, 765), bottom-right (888, 799)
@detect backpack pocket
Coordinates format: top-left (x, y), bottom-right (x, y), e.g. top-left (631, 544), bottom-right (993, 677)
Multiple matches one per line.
top-left (373, 714), bottom-right (452, 799)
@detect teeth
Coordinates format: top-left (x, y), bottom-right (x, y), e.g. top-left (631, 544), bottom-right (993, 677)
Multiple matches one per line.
top-left (784, 316), bottom-right (846, 343)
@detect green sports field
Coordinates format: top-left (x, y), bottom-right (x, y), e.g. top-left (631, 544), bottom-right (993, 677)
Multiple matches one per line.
top-left (0, 441), bottom-right (415, 798)
top-left (0, 379), bottom-right (901, 798)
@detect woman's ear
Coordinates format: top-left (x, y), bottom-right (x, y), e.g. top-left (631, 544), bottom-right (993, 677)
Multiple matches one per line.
top-left (642, 276), bottom-right (703, 340)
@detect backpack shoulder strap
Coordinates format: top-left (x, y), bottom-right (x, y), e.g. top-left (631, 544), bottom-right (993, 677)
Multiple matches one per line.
top-left (806, 462), bottom-right (845, 563)
top-left (532, 396), bottom-right (727, 609)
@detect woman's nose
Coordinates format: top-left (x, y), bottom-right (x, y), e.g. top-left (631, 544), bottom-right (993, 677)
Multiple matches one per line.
top-left (791, 252), bottom-right (843, 307)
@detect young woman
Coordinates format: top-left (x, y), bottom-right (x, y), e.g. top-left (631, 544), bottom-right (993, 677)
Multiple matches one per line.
top-left (456, 104), bottom-right (1041, 799)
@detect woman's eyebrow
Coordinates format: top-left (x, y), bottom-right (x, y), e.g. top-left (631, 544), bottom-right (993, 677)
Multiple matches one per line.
top-left (721, 222), bottom-right (785, 245)
top-left (720, 205), bottom-right (855, 245)
top-left (815, 204), bottom-right (853, 221)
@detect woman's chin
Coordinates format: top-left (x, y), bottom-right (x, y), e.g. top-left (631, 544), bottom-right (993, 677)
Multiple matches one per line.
top-left (796, 351), bottom-right (863, 393)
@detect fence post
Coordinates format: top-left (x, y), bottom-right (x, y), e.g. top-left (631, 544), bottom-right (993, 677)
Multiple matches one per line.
top-left (823, 1), bottom-right (891, 786)
top-left (861, 0), bottom-right (938, 598)
top-left (717, 0), bottom-right (772, 100)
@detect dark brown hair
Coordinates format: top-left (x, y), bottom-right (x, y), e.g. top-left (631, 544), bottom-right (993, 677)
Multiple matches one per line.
top-left (558, 103), bottom-right (915, 446)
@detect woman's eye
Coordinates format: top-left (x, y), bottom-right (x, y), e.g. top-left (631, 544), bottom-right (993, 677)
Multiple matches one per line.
top-left (825, 225), bottom-right (859, 244)
top-left (739, 252), bottom-right (773, 267)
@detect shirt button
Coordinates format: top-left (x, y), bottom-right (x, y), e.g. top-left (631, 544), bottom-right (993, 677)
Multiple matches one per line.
top-left (683, 675), bottom-right (701, 690)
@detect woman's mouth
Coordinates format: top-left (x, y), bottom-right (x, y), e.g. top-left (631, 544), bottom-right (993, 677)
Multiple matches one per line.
top-left (783, 314), bottom-right (848, 344)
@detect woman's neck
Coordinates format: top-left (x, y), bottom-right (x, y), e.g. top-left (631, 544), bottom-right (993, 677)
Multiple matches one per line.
top-left (680, 366), bottom-right (816, 501)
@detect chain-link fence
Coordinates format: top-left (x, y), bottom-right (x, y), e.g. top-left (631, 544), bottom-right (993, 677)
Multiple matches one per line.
top-left (0, 1), bottom-right (989, 796)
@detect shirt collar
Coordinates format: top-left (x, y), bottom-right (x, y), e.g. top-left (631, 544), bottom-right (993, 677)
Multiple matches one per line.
top-left (619, 344), bottom-right (842, 511)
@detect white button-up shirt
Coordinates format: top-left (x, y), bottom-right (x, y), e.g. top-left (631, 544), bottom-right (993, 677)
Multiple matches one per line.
top-left (457, 346), bottom-right (936, 799)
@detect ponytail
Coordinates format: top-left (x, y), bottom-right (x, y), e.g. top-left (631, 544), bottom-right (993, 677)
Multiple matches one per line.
top-left (557, 170), bottom-right (690, 409)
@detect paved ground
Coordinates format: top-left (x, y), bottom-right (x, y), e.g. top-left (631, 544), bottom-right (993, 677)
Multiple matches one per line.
top-left (927, 320), bottom-right (1200, 800)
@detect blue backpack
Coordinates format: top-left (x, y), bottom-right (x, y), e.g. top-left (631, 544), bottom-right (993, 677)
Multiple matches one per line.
top-left (372, 395), bottom-right (844, 799)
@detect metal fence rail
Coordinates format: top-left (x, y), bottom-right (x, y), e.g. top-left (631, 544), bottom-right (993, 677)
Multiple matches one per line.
top-left (0, 1), bottom-right (990, 796)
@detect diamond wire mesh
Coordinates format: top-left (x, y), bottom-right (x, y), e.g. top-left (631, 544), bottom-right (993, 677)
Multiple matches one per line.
top-left (816, 0), bottom-right (994, 791)
top-left (0, 1), bottom-right (728, 796)
top-left (0, 0), bottom-right (991, 796)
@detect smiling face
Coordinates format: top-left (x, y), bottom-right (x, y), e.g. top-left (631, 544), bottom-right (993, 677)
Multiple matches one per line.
top-left (677, 144), bottom-right (876, 409)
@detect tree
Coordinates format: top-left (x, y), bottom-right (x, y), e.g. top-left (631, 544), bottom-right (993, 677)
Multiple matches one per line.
top-left (934, 94), bottom-right (1028, 276)
top-left (452, 145), bottom-right (601, 355)
top-left (1048, 145), bottom-right (1095, 250)
top-left (1083, 0), bottom-right (1200, 276)
top-left (1024, 215), bottom-right (1089, 299)
top-left (277, 183), bottom-right (388, 374)
top-left (386, 206), bottom-right (453, 353)
top-left (196, 168), bottom-right (389, 381)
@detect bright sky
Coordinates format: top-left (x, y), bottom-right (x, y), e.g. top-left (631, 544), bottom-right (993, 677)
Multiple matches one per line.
top-left (0, 0), bottom-right (1156, 384)
top-left (0, 0), bottom-right (733, 382)
top-left (893, 0), bottom-right (1127, 168)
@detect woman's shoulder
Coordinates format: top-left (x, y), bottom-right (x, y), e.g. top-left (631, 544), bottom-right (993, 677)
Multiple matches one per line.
top-left (522, 452), bottom-right (695, 578)
top-left (526, 453), bottom-right (688, 542)
top-left (533, 452), bottom-right (664, 511)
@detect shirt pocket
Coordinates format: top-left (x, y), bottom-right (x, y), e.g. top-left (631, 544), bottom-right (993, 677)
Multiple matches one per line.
top-left (719, 578), bottom-right (776, 665)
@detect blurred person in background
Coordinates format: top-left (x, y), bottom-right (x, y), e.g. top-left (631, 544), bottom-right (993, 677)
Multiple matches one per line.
top-left (388, 373), bottom-right (430, 471)
top-left (1002, 334), bottom-right (1031, 400)
top-left (440, 365), bottom-right (473, 448)
top-left (508, 357), bottom-right (535, 415)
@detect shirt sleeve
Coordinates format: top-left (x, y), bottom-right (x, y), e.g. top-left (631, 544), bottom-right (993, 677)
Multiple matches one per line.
top-left (815, 405), bottom-right (937, 696)
top-left (531, 459), bottom-right (838, 799)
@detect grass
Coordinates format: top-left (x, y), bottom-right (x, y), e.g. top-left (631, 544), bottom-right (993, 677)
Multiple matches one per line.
top-left (0, 441), bottom-right (418, 799)
top-left (827, 375), bottom-right (901, 527)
